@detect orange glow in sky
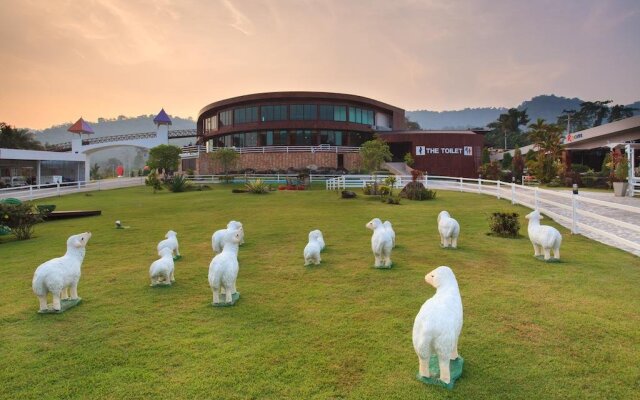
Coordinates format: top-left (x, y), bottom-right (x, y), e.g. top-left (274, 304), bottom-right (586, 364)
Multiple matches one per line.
top-left (0, 0), bottom-right (638, 129)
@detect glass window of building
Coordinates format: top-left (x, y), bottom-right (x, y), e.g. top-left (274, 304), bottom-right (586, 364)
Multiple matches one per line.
top-left (207, 116), bottom-right (218, 131)
top-left (348, 107), bottom-right (374, 125)
top-left (223, 135), bottom-right (232, 147)
top-left (319, 105), bottom-right (334, 121)
top-left (261, 105), bottom-right (287, 121)
top-left (303, 105), bottom-right (317, 120)
top-left (290, 105), bottom-right (304, 120)
top-left (320, 105), bottom-right (346, 122)
top-left (319, 130), bottom-right (343, 145)
top-left (245, 131), bottom-right (258, 147)
top-left (220, 110), bottom-right (233, 127)
top-left (234, 107), bottom-right (258, 124)
top-left (274, 130), bottom-right (288, 145)
top-left (232, 133), bottom-right (245, 147)
top-left (291, 104), bottom-right (317, 120)
top-left (293, 130), bottom-right (313, 145)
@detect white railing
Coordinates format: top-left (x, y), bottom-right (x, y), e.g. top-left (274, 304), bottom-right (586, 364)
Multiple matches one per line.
top-left (206, 145), bottom-right (360, 154)
top-left (0, 177), bottom-right (145, 201)
top-left (185, 174), bottom-right (341, 184)
top-left (327, 174), bottom-right (640, 256)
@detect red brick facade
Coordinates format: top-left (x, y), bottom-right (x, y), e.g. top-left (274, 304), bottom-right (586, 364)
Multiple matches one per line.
top-left (195, 152), bottom-right (362, 174)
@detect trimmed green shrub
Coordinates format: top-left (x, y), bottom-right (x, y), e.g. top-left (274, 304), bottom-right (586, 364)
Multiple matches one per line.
top-left (0, 202), bottom-right (43, 240)
top-left (488, 212), bottom-right (520, 238)
top-left (167, 175), bottom-right (191, 193)
top-left (245, 179), bottom-right (269, 194)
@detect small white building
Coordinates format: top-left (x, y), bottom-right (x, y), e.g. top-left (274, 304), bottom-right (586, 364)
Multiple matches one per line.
top-left (0, 148), bottom-right (87, 187)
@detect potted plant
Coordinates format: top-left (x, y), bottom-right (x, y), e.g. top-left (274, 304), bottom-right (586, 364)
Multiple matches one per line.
top-left (613, 154), bottom-right (629, 197)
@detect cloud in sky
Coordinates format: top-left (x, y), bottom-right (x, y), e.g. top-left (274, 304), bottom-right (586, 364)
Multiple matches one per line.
top-left (0, 0), bottom-right (638, 129)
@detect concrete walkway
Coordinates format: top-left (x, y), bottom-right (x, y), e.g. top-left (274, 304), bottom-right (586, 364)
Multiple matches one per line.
top-left (525, 189), bottom-right (640, 257)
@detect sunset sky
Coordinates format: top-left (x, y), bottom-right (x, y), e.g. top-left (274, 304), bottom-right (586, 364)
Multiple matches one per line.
top-left (0, 0), bottom-right (638, 129)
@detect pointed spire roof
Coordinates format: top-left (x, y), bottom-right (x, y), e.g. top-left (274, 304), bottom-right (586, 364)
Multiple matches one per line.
top-left (67, 117), bottom-right (94, 134)
top-left (153, 108), bottom-right (172, 125)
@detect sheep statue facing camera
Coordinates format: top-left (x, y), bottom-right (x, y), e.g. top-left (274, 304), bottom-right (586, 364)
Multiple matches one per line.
top-left (413, 266), bottom-right (463, 386)
top-left (149, 247), bottom-right (175, 286)
top-left (366, 218), bottom-right (393, 268)
top-left (208, 228), bottom-right (243, 304)
top-left (437, 211), bottom-right (460, 248)
top-left (212, 220), bottom-right (244, 254)
top-left (525, 210), bottom-right (562, 261)
top-left (383, 220), bottom-right (396, 248)
top-left (309, 229), bottom-right (325, 251)
top-left (32, 232), bottom-right (92, 312)
top-left (304, 230), bottom-right (323, 266)
top-left (157, 230), bottom-right (180, 258)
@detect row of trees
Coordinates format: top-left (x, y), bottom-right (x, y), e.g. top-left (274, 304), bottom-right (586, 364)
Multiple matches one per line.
top-left (484, 100), bottom-right (637, 149)
top-left (0, 122), bottom-right (44, 150)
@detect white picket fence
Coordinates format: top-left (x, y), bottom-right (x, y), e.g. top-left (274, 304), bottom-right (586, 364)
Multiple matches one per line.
top-left (0, 177), bottom-right (145, 202)
top-left (327, 174), bottom-right (640, 256)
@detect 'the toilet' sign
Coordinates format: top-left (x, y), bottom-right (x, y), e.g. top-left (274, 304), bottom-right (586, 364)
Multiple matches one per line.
top-left (416, 146), bottom-right (473, 156)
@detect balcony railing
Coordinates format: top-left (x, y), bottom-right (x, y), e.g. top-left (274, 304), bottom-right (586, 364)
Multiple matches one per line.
top-left (180, 145), bottom-right (361, 157)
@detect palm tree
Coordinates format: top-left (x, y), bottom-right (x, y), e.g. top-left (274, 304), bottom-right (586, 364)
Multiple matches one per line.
top-left (528, 119), bottom-right (564, 183)
top-left (486, 108), bottom-right (530, 149)
top-left (0, 122), bottom-right (44, 150)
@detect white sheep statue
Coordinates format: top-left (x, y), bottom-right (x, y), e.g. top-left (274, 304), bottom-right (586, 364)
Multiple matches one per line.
top-left (32, 232), bottom-right (92, 312)
top-left (149, 247), bottom-right (175, 286)
top-left (437, 211), bottom-right (460, 248)
top-left (304, 231), bottom-right (323, 266)
top-left (309, 229), bottom-right (325, 251)
top-left (383, 220), bottom-right (396, 248)
top-left (366, 218), bottom-right (393, 268)
top-left (157, 230), bottom-right (180, 258)
top-left (212, 220), bottom-right (244, 254)
top-left (413, 266), bottom-right (463, 385)
top-left (525, 210), bottom-right (562, 260)
top-left (208, 228), bottom-right (243, 304)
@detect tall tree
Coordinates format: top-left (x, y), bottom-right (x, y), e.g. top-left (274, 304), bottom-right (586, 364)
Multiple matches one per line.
top-left (485, 108), bottom-right (530, 149)
top-left (608, 104), bottom-right (638, 123)
top-left (147, 144), bottom-right (181, 175)
top-left (360, 137), bottom-right (392, 172)
top-left (0, 122), bottom-right (44, 150)
top-left (528, 118), bottom-right (564, 183)
top-left (210, 147), bottom-right (239, 176)
top-left (579, 100), bottom-right (612, 127)
top-left (405, 117), bottom-right (421, 130)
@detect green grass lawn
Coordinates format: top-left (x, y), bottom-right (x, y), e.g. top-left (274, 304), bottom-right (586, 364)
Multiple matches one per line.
top-left (1, 185), bottom-right (639, 399)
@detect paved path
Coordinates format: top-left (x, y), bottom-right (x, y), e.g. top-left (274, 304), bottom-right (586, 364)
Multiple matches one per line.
top-left (504, 187), bottom-right (640, 257)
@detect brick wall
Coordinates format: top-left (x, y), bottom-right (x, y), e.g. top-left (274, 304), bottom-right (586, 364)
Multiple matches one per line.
top-left (195, 152), bottom-right (361, 174)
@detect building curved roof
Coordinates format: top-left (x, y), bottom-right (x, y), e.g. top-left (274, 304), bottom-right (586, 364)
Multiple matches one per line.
top-left (197, 91), bottom-right (404, 118)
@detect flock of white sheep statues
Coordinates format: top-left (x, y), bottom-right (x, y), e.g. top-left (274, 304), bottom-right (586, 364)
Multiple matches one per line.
top-left (30, 208), bottom-right (562, 387)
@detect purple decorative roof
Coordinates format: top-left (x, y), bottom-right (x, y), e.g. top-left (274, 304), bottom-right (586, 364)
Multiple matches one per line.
top-left (153, 108), bottom-right (172, 125)
top-left (67, 117), bottom-right (95, 134)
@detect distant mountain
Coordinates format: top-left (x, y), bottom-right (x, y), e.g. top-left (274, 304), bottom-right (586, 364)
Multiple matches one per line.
top-left (406, 95), bottom-right (639, 130)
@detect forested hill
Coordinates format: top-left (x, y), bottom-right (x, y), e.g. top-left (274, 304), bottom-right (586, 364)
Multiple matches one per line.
top-left (406, 95), bottom-right (639, 129)
top-left (32, 114), bottom-right (197, 146)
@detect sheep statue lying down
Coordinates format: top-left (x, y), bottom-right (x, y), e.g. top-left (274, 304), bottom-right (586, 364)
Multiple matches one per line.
top-left (525, 210), bottom-right (562, 261)
top-left (366, 218), bottom-right (393, 268)
top-left (32, 232), bottom-right (92, 312)
top-left (209, 228), bottom-right (243, 305)
top-left (413, 266), bottom-right (463, 387)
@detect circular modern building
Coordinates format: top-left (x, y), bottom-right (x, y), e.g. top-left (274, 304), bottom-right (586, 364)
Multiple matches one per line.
top-left (197, 91), bottom-right (406, 148)
top-left (192, 91), bottom-right (486, 177)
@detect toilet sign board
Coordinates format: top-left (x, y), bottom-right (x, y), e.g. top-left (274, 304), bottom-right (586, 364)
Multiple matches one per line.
top-left (416, 146), bottom-right (425, 156)
top-left (464, 146), bottom-right (472, 156)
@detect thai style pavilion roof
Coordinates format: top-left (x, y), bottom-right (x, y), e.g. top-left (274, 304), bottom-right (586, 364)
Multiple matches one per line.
top-left (153, 108), bottom-right (172, 125)
top-left (67, 117), bottom-right (94, 134)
